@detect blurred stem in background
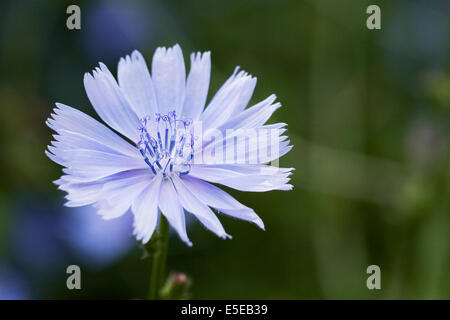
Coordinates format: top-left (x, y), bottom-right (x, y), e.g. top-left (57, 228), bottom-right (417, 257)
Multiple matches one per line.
top-left (147, 215), bottom-right (170, 300)
top-left (308, 0), bottom-right (370, 299)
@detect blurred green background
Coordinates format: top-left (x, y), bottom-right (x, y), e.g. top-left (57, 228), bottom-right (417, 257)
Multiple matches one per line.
top-left (0, 0), bottom-right (449, 299)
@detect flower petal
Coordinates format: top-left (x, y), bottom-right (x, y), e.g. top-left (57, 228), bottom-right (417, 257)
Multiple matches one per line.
top-left (47, 147), bottom-right (147, 182)
top-left (84, 63), bottom-right (141, 142)
top-left (183, 51), bottom-right (211, 121)
top-left (55, 169), bottom-right (150, 208)
top-left (218, 94), bottom-right (281, 130)
top-left (200, 67), bottom-right (256, 130)
top-left (131, 174), bottom-right (163, 243)
top-left (94, 170), bottom-right (153, 219)
top-left (189, 164), bottom-right (293, 192)
top-left (151, 44), bottom-right (186, 116)
top-left (58, 178), bottom-right (104, 207)
top-left (197, 125), bottom-right (292, 165)
top-left (172, 175), bottom-right (231, 239)
top-left (118, 50), bottom-right (158, 118)
top-left (159, 178), bottom-right (192, 246)
top-left (180, 176), bottom-right (264, 229)
top-left (47, 103), bottom-right (140, 158)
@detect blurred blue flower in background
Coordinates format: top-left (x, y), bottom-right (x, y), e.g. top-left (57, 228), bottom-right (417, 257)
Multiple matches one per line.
top-left (8, 197), bottom-right (135, 274)
top-left (10, 200), bottom-right (68, 275)
top-left (0, 265), bottom-right (30, 300)
top-left (82, 0), bottom-right (158, 59)
top-left (59, 206), bottom-right (135, 269)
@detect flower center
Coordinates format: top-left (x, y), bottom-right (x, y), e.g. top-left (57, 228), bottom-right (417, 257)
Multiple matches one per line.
top-left (137, 111), bottom-right (194, 177)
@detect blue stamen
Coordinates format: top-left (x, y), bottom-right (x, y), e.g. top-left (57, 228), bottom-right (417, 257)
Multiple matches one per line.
top-left (137, 110), bottom-right (194, 177)
top-left (164, 128), bottom-right (168, 152)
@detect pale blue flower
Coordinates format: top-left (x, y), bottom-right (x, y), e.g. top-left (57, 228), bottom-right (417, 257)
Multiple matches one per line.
top-left (60, 206), bottom-right (135, 268)
top-left (0, 266), bottom-right (30, 300)
top-left (46, 44), bottom-right (293, 246)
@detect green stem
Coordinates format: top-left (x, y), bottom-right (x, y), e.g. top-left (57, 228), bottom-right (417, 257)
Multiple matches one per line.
top-left (147, 215), bottom-right (170, 300)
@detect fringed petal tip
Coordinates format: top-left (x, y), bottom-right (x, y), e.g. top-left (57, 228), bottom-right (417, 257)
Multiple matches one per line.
top-left (118, 50), bottom-right (143, 66)
top-left (190, 50), bottom-right (211, 61)
top-left (281, 184), bottom-right (293, 191)
top-left (220, 233), bottom-right (233, 240)
top-left (131, 49), bottom-right (143, 60)
top-left (253, 216), bottom-right (265, 230)
top-left (133, 229), bottom-right (154, 245)
top-left (52, 178), bottom-right (63, 186)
